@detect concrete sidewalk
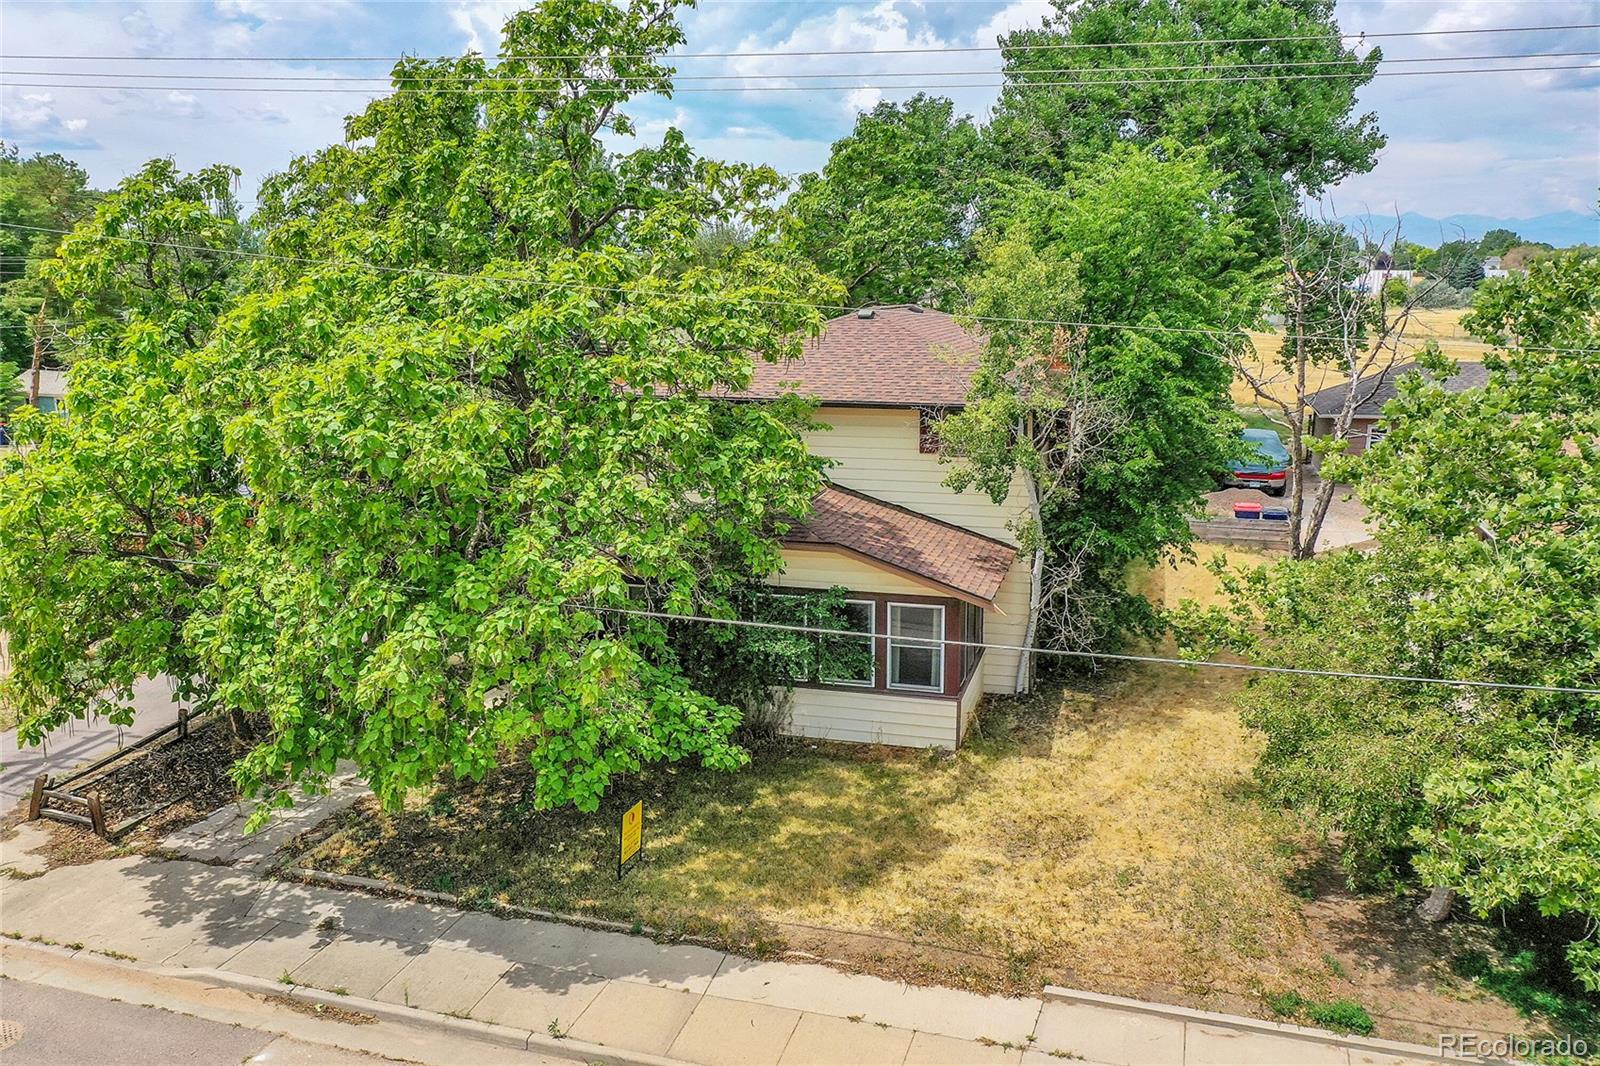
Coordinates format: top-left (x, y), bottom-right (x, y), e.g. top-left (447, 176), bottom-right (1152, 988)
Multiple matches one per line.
top-left (0, 854), bottom-right (1452, 1066)
top-left (0, 675), bottom-right (185, 803)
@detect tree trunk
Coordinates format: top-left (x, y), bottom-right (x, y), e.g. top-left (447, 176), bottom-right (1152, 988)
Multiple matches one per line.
top-left (1287, 303), bottom-right (1312, 558)
top-left (29, 298), bottom-right (46, 406)
top-left (1015, 471), bottom-right (1044, 695)
top-left (1416, 886), bottom-right (1457, 923)
top-left (227, 706), bottom-right (255, 745)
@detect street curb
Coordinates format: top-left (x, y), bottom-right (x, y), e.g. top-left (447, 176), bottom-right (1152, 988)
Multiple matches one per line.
top-left (283, 865), bottom-right (733, 951)
top-left (4, 939), bottom-right (691, 1066)
top-left (1042, 984), bottom-right (1505, 1064)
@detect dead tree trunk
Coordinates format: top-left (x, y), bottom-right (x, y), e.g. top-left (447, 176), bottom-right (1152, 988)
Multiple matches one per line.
top-left (29, 298), bottom-right (46, 406)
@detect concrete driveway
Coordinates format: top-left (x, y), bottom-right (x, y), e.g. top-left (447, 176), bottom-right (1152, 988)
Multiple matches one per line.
top-left (1203, 472), bottom-right (1372, 553)
top-left (0, 675), bottom-right (185, 805)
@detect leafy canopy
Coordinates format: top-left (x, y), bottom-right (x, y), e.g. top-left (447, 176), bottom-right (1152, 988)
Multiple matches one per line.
top-left (782, 94), bottom-right (983, 308)
top-left (942, 145), bottom-right (1262, 647)
top-left (0, 159), bottom-right (245, 731)
top-left (0, 143), bottom-right (102, 368)
top-left (985, 0), bottom-right (1384, 249)
top-left (0, 0), bottom-right (841, 817)
top-left (1178, 250), bottom-right (1600, 987)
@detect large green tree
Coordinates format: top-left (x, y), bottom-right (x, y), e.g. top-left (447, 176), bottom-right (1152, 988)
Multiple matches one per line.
top-left (0, 0), bottom-right (839, 816)
top-left (782, 94), bottom-right (982, 307)
top-left (0, 159), bottom-right (245, 731)
top-left (1179, 250), bottom-right (1600, 988)
top-left (940, 144), bottom-right (1262, 651)
top-left (984, 0), bottom-right (1384, 249)
top-left (0, 144), bottom-right (102, 389)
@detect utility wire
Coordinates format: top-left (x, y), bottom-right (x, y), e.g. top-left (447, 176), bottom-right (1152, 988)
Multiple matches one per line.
top-left (585, 605), bottom-right (1600, 697)
top-left (4, 21), bottom-right (1595, 62)
top-left (3, 221), bottom-right (1594, 354)
top-left (41, 553), bottom-right (1598, 697)
top-left (20, 50), bottom-right (1596, 83)
top-left (7, 63), bottom-right (1595, 94)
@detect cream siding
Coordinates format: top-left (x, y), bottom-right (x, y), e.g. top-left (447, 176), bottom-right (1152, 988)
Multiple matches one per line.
top-left (956, 667), bottom-right (985, 744)
top-left (980, 558), bottom-right (1032, 695)
top-left (795, 405), bottom-right (1036, 696)
top-left (780, 687), bottom-right (957, 749)
top-left (804, 406), bottom-right (1030, 545)
top-left (771, 546), bottom-right (939, 598)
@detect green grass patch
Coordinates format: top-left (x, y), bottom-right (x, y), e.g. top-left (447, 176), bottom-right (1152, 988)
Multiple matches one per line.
top-left (1453, 947), bottom-right (1600, 1042)
top-left (1235, 405), bottom-right (1291, 434)
top-left (1263, 990), bottom-right (1374, 1035)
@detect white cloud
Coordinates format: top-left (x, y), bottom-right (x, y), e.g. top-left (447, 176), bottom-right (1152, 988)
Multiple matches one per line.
top-left (448, 1), bottom-right (523, 55)
top-left (0, 0), bottom-right (1591, 222)
top-left (970, 1), bottom-right (1054, 47)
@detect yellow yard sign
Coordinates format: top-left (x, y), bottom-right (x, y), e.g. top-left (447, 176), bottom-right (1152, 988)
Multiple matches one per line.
top-left (618, 800), bottom-right (644, 880)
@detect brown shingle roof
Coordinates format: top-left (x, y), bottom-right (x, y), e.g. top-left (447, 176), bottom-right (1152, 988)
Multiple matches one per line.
top-left (1306, 361), bottom-right (1488, 418)
top-left (725, 305), bottom-right (982, 407)
top-left (783, 485), bottom-right (1016, 607)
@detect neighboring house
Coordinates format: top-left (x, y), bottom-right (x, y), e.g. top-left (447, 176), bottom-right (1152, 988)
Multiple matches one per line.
top-left (2, 367), bottom-right (67, 446)
top-left (1481, 256), bottom-right (1526, 280)
top-left (1352, 267), bottom-right (1414, 294)
top-left (15, 367), bottom-right (66, 413)
top-left (723, 304), bottom-right (1034, 750)
top-left (1306, 360), bottom-right (1487, 456)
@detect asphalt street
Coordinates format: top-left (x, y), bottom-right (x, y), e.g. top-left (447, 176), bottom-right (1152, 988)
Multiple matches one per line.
top-left (0, 978), bottom-right (398, 1066)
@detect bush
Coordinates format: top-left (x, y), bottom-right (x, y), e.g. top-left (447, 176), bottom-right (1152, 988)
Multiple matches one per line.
top-left (1305, 999), bottom-right (1375, 1035)
top-left (1407, 279), bottom-right (1470, 308)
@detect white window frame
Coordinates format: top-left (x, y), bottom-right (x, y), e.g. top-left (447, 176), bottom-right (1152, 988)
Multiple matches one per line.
top-left (887, 602), bottom-right (945, 693)
top-left (818, 598), bottom-right (877, 687)
top-left (1365, 422), bottom-right (1388, 449)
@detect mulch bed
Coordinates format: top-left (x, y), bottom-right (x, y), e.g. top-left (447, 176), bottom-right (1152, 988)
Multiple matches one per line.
top-left (2, 713), bottom-right (259, 869)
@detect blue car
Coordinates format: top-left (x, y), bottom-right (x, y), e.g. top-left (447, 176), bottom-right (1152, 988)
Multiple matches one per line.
top-left (1225, 428), bottom-right (1290, 497)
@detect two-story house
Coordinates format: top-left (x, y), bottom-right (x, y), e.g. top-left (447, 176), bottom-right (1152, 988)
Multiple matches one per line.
top-left (724, 304), bottom-right (1035, 750)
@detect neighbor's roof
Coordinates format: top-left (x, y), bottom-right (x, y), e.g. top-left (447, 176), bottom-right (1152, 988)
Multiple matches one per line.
top-left (1305, 361), bottom-right (1488, 418)
top-left (724, 305), bottom-right (982, 408)
top-left (14, 367), bottom-right (67, 398)
top-left (782, 485), bottom-right (1015, 608)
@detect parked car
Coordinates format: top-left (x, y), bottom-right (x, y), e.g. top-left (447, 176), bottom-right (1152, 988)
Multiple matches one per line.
top-left (1225, 428), bottom-right (1290, 497)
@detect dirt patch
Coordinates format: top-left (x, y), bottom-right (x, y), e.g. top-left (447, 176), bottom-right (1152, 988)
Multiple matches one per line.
top-left (261, 993), bottom-right (377, 1026)
top-left (1292, 861), bottom-right (1549, 1047)
top-left (1, 714), bottom-right (252, 869)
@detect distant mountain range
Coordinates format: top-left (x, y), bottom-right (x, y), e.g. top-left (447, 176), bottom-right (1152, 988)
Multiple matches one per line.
top-left (1336, 209), bottom-right (1599, 249)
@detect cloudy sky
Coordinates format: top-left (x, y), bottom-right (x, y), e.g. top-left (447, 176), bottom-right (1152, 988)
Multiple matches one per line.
top-left (3, 0), bottom-right (1597, 226)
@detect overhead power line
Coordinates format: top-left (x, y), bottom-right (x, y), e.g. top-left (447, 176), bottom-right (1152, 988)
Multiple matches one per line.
top-left (3, 221), bottom-right (1594, 355)
top-left (7, 62), bottom-right (1596, 94)
top-left (3, 21), bottom-right (1595, 62)
top-left (18, 50), bottom-right (1596, 83)
top-left (589, 605), bottom-right (1600, 697)
top-left (47, 559), bottom-right (1598, 696)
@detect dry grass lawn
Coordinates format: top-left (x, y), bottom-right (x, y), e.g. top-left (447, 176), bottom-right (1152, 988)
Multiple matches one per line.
top-left (293, 667), bottom-right (1318, 1006)
top-left (287, 663), bottom-right (1548, 1043)
top-left (1236, 308), bottom-right (1494, 409)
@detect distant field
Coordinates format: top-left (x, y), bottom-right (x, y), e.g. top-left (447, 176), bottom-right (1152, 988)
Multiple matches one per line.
top-left (1234, 308), bottom-right (1493, 409)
